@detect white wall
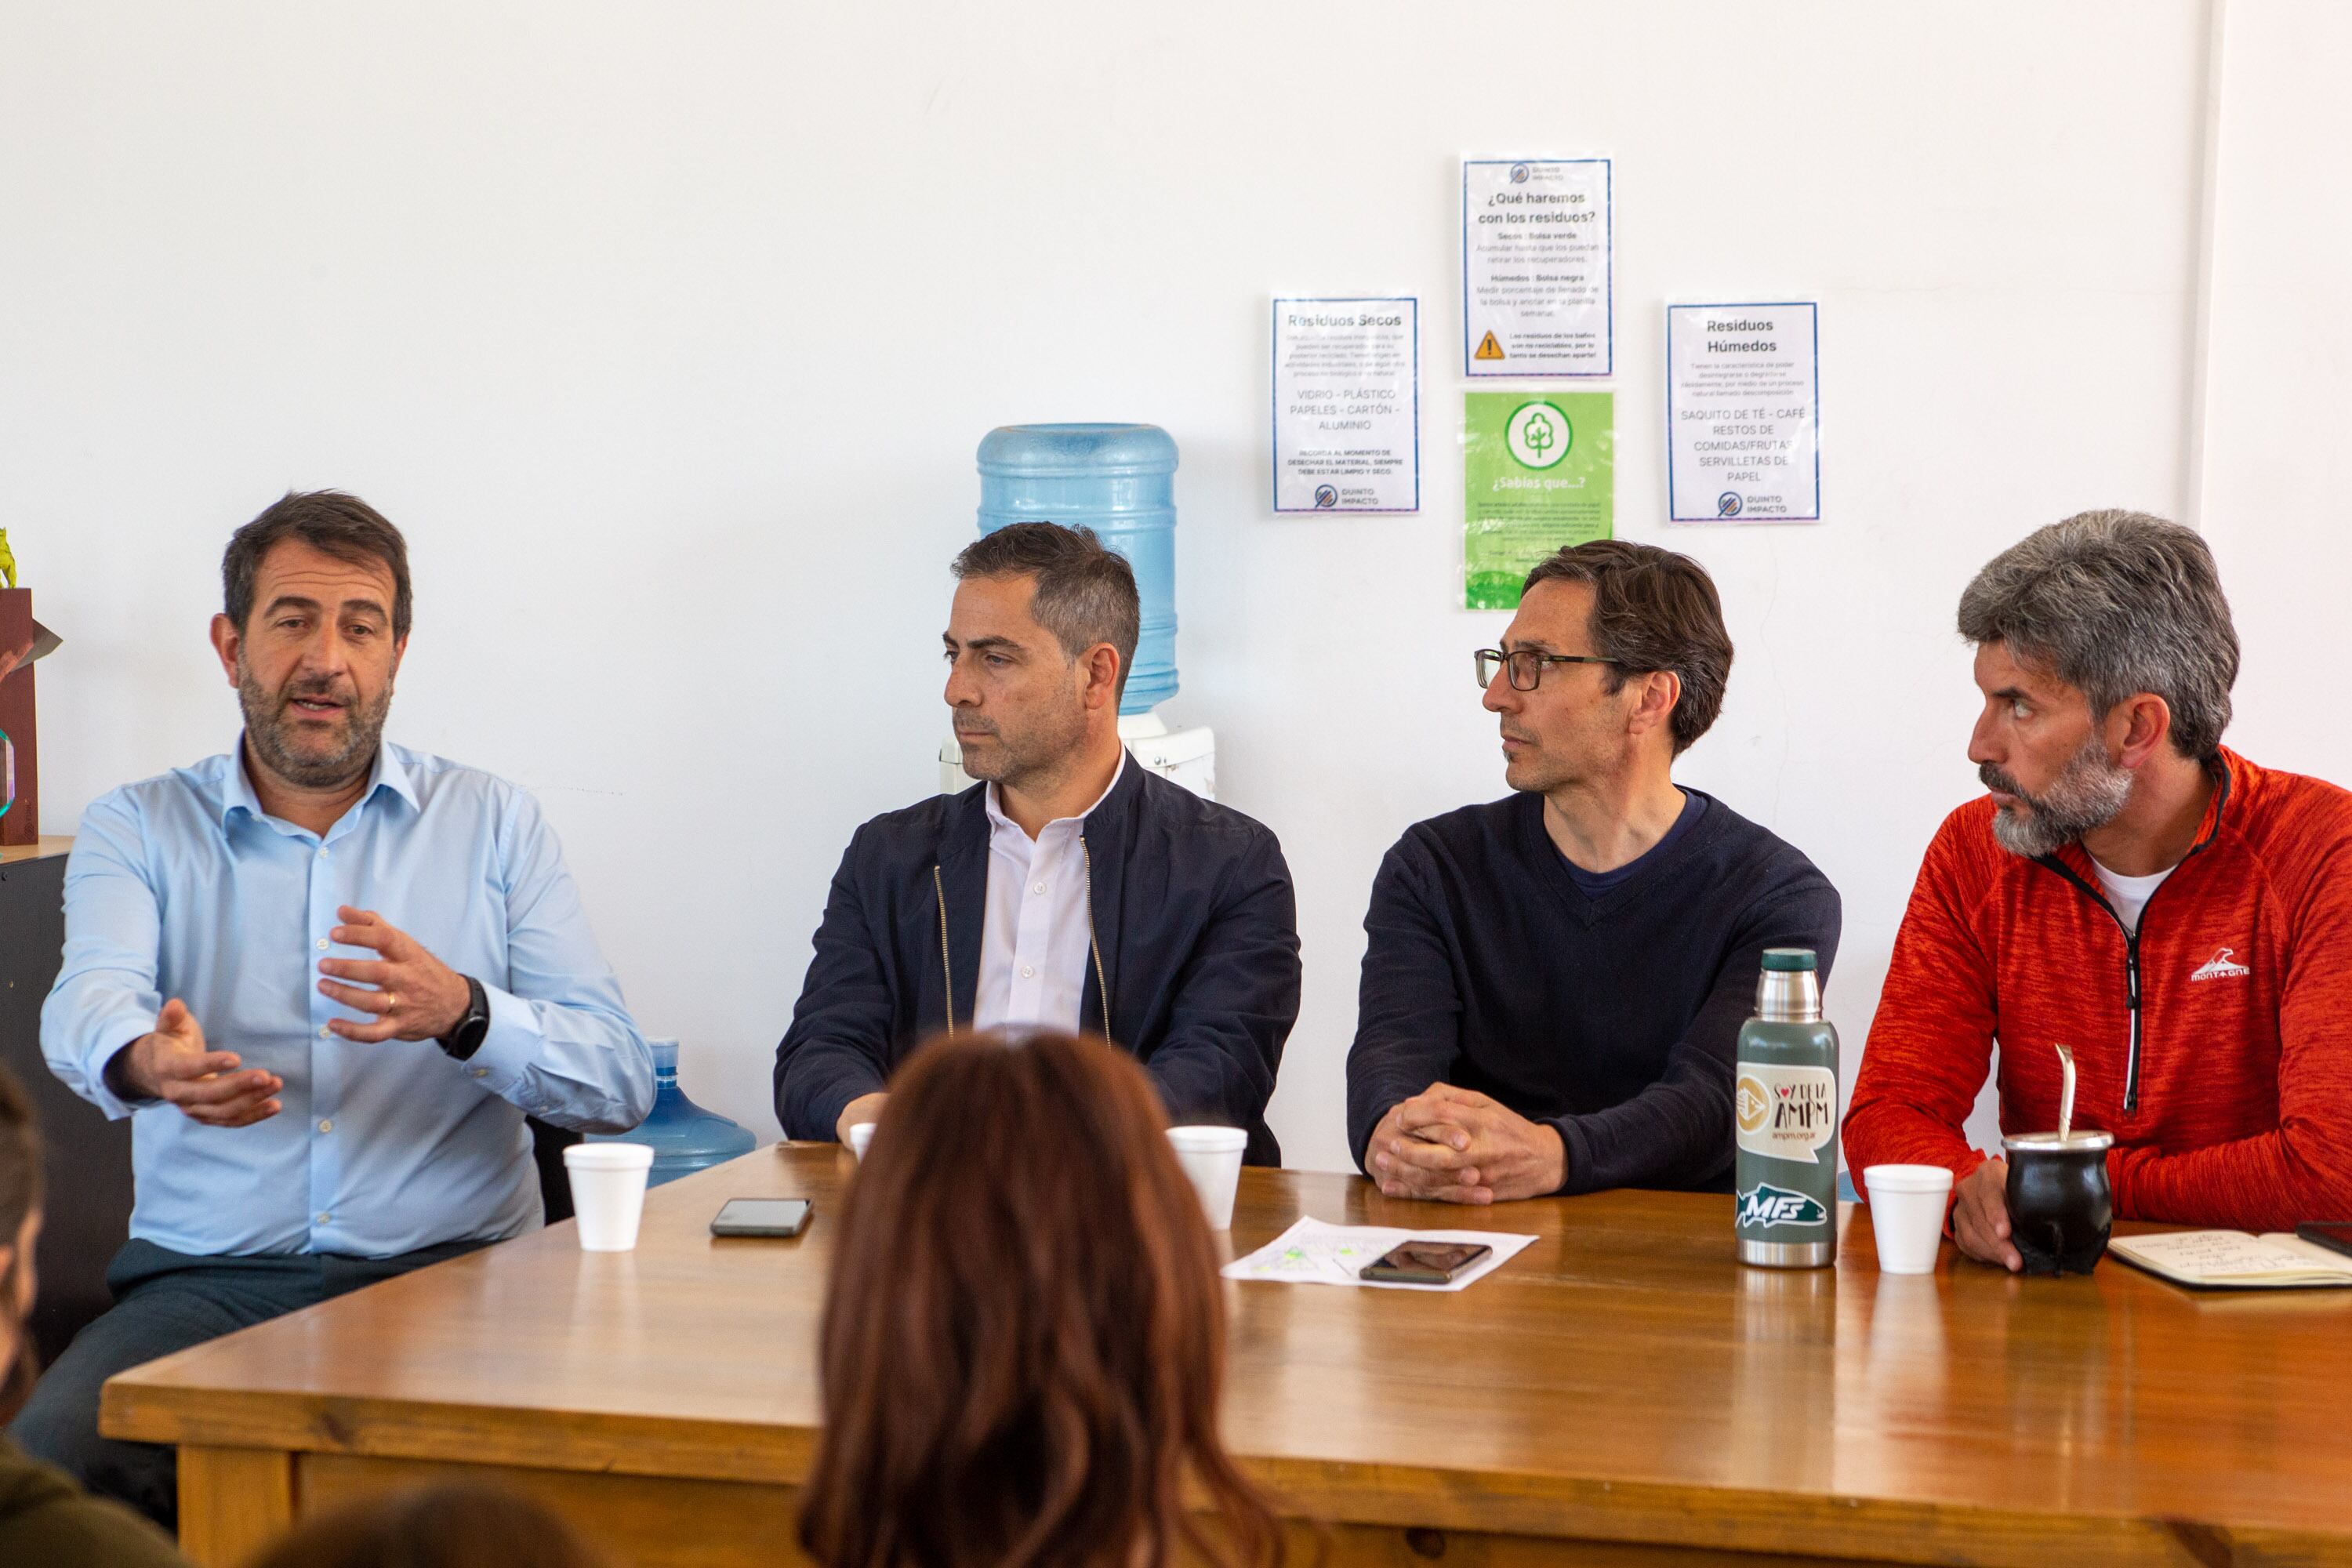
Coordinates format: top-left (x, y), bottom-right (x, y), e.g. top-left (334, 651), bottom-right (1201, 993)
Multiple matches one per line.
top-left (2198, 2), bottom-right (2352, 788)
top-left (2, 2), bottom-right (2232, 1171)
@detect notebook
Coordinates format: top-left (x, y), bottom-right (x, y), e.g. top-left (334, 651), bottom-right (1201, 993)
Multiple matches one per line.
top-left (2108, 1230), bottom-right (2352, 1290)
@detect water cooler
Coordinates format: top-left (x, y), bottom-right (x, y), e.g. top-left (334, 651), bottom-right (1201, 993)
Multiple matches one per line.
top-left (938, 423), bottom-right (1217, 797)
top-left (586, 1038), bottom-right (756, 1188)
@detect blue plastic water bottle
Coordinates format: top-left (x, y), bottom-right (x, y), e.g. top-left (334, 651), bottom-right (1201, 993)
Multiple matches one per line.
top-left (976, 423), bottom-right (1180, 716)
top-left (590, 1039), bottom-right (756, 1187)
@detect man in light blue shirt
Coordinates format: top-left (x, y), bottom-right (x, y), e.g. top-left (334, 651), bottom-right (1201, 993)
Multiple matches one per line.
top-left (13, 490), bottom-right (653, 1526)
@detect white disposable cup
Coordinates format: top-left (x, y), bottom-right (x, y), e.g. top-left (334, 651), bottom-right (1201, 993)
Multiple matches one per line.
top-left (1167, 1126), bottom-right (1248, 1230)
top-left (565, 1142), bottom-right (655, 1252)
top-left (1864, 1163), bottom-right (1955, 1275)
top-left (847, 1122), bottom-right (877, 1162)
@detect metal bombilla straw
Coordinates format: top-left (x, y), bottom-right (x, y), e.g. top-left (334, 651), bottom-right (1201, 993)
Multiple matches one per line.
top-left (2055, 1044), bottom-right (2076, 1142)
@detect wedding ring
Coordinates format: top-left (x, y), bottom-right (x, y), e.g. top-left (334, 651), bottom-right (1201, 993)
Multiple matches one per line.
top-left (385, 991), bottom-right (398, 1014)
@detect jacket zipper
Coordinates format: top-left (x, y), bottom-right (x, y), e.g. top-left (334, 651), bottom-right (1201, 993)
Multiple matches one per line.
top-left (2031, 765), bottom-right (2227, 1113)
top-left (935, 849), bottom-right (1112, 1041)
top-left (1080, 835), bottom-right (1112, 1037)
top-left (2033, 858), bottom-right (2151, 1112)
top-left (933, 864), bottom-right (955, 1040)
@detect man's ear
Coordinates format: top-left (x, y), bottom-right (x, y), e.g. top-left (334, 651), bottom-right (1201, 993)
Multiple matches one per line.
top-left (2110, 691), bottom-right (2174, 768)
top-left (209, 613), bottom-right (241, 688)
top-left (1081, 644), bottom-right (1123, 712)
top-left (1625, 670), bottom-right (1683, 741)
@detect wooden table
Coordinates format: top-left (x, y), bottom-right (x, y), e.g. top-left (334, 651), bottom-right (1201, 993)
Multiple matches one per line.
top-left (104, 1147), bottom-right (2352, 1568)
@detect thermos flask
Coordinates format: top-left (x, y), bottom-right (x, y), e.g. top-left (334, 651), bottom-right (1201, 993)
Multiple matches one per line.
top-left (1734, 948), bottom-right (1840, 1268)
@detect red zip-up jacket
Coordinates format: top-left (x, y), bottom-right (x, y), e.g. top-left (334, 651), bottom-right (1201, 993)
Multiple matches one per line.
top-left (1844, 748), bottom-right (2352, 1229)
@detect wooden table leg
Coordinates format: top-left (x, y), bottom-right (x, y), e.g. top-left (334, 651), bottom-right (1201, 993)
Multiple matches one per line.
top-left (178, 1445), bottom-right (295, 1567)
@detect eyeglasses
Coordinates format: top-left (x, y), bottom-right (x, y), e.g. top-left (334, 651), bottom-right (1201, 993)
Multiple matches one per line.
top-left (1474, 648), bottom-right (1617, 691)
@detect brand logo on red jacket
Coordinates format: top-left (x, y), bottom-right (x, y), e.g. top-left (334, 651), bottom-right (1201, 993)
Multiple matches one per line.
top-left (2190, 945), bottom-right (2252, 982)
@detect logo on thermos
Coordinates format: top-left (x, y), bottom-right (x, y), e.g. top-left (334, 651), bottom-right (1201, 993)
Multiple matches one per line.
top-left (1735, 1074), bottom-right (1772, 1135)
top-left (1734, 1064), bottom-right (1837, 1163)
top-left (1737, 1182), bottom-right (1830, 1230)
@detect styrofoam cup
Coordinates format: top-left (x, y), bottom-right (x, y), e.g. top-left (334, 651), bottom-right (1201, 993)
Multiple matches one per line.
top-left (565, 1142), bottom-right (654, 1252)
top-left (1167, 1126), bottom-right (1248, 1230)
top-left (1864, 1163), bottom-right (1955, 1275)
top-left (847, 1122), bottom-right (877, 1162)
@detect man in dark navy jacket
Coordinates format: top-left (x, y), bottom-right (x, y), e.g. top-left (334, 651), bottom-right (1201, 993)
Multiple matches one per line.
top-left (1348, 542), bottom-right (1841, 1202)
top-left (775, 523), bottom-right (1299, 1164)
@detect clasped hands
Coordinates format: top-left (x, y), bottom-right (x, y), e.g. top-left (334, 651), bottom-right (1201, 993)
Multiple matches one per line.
top-left (1367, 1083), bottom-right (1566, 1204)
top-left (110, 906), bottom-right (472, 1128)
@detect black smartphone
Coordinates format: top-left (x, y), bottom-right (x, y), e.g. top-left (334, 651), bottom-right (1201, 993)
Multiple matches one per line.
top-left (1359, 1240), bottom-right (1494, 1284)
top-left (2295, 1221), bottom-right (2352, 1261)
top-left (710, 1198), bottom-right (813, 1238)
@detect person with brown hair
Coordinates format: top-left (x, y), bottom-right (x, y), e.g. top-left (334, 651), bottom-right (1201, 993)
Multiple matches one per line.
top-left (800, 1026), bottom-right (1288, 1568)
top-left (0, 1062), bottom-right (187, 1565)
top-left (1348, 539), bottom-right (1841, 1202)
top-left (241, 1483), bottom-right (612, 1568)
top-left (20, 489), bottom-right (654, 1525)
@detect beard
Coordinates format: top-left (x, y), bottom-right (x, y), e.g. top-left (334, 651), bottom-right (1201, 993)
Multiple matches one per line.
top-left (954, 704), bottom-right (1087, 790)
top-left (238, 659), bottom-right (390, 790)
top-left (1982, 735), bottom-right (2133, 859)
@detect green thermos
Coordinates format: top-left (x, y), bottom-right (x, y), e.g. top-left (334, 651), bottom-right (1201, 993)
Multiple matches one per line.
top-left (1733, 948), bottom-right (1839, 1268)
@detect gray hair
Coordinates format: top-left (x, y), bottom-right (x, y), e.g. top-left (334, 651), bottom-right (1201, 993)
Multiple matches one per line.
top-left (952, 522), bottom-right (1141, 699)
top-left (1957, 510), bottom-right (2238, 758)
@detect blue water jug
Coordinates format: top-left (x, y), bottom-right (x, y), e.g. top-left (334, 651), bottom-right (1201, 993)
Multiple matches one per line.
top-left (975, 423), bottom-right (1179, 716)
top-left (590, 1038), bottom-right (756, 1187)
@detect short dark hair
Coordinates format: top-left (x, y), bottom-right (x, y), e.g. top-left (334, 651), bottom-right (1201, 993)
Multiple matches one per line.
top-left (1522, 540), bottom-right (1734, 754)
top-left (952, 522), bottom-right (1141, 698)
top-left (1957, 510), bottom-right (2238, 758)
top-left (223, 490), bottom-right (412, 640)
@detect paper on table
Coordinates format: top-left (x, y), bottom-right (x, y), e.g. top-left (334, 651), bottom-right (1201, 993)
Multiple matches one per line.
top-left (2110, 1230), bottom-right (2352, 1285)
top-left (1221, 1216), bottom-right (1537, 1292)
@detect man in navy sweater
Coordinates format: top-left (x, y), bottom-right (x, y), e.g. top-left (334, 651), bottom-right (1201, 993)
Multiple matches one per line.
top-left (1348, 542), bottom-right (1840, 1201)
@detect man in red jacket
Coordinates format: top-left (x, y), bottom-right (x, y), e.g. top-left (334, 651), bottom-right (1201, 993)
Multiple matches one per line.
top-left (1844, 510), bottom-right (2352, 1269)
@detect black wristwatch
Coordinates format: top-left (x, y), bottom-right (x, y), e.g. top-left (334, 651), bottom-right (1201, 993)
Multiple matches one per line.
top-left (438, 975), bottom-right (492, 1062)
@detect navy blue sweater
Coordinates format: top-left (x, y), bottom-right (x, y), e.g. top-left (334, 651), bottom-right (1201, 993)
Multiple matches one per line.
top-left (1345, 789), bottom-right (1841, 1193)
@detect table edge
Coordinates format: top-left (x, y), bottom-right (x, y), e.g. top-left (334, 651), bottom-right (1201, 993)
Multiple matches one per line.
top-left (100, 1381), bottom-right (2348, 1568)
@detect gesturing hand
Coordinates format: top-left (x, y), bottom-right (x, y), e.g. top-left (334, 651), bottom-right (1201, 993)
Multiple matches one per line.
top-left (111, 999), bottom-right (283, 1127)
top-left (315, 906), bottom-right (472, 1043)
top-left (1368, 1083), bottom-right (1567, 1204)
top-left (1951, 1158), bottom-right (2022, 1271)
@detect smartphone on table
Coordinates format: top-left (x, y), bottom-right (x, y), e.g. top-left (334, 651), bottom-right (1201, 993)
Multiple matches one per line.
top-left (1359, 1240), bottom-right (1493, 1284)
top-left (710, 1198), bottom-right (813, 1238)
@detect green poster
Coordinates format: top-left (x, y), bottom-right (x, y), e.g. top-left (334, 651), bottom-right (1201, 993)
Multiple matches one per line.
top-left (1462, 391), bottom-right (1613, 609)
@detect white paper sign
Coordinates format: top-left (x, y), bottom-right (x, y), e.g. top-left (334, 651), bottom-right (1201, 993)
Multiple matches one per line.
top-left (1667, 302), bottom-right (1820, 522)
top-left (1221, 1217), bottom-right (1537, 1292)
top-left (1272, 298), bottom-right (1419, 513)
top-left (1462, 158), bottom-right (1612, 377)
